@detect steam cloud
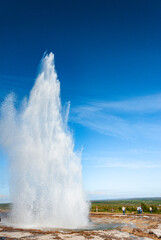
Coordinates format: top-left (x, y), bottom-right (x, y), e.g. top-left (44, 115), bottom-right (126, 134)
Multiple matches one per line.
top-left (0, 53), bottom-right (89, 229)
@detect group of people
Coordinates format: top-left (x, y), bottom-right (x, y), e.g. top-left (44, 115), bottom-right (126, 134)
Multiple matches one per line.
top-left (122, 206), bottom-right (153, 215)
top-left (95, 205), bottom-right (153, 214)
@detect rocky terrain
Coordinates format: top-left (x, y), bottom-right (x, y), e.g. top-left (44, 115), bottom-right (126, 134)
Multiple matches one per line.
top-left (1, 212), bottom-right (161, 239)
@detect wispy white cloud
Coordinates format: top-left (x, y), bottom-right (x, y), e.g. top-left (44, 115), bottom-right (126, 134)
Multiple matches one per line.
top-left (87, 190), bottom-right (109, 196)
top-left (93, 160), bottom-right (161, 169)
top-left (83, 155), bottom-right (161, 169)
top-left (0, 194), bottom-right (7, 199)
top-left (86, 189), bottom-right (159, 200)
top-left (73, 114), bottom-right (133, 139)
top-left (89, 93), bottom-right (161, 113)
top-left (71, 93), bottom-right (161, 140)
top-left (0, 195), bottom-right (10, 203)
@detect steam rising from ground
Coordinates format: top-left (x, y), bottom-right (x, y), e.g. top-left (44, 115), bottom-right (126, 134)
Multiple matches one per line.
top-left (0, 53), bottom-right (89, 228)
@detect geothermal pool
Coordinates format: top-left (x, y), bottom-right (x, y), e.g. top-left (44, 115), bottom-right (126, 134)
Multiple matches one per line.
top-left (1, 212), bottom-right (160, 239)
top-left (0, 212), bottom-right (125, 231)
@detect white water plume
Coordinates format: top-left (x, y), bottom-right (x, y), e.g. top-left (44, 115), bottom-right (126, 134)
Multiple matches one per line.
top-left (0, 53), bottom-right (89, 229)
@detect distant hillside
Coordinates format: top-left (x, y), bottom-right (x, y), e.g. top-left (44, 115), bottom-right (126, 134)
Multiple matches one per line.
top-left (91, 197), bottom-right (161, 203)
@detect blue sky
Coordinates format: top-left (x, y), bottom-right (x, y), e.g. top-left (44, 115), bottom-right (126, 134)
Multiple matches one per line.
top-left (0, 0), bottom-right (161, 202)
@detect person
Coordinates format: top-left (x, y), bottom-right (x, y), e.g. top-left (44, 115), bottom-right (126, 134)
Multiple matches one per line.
top-left (96, 206), bottom-right (98, 212)
top-left (139, 206), bottom-right (143, 214)
top-left (122, 206), bottom-right (126, 215)
top-left (150, 207), bottom-right (152, 214)
top-left (137, 206), bottom-right (140, 214)
top-left (137, 206), bottom-right (142, 214)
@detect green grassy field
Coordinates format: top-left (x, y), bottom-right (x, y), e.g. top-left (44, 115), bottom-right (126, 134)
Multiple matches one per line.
top-left (0, 203), bottom-right (10, 211)
top-left (1, 198), bottom-right (161, 214)
top-left (91, 198), bottom-right (161, 213)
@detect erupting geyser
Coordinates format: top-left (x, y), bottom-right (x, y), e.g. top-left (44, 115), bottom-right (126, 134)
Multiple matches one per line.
top-left (0, 53), bottom-right (89, 229)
